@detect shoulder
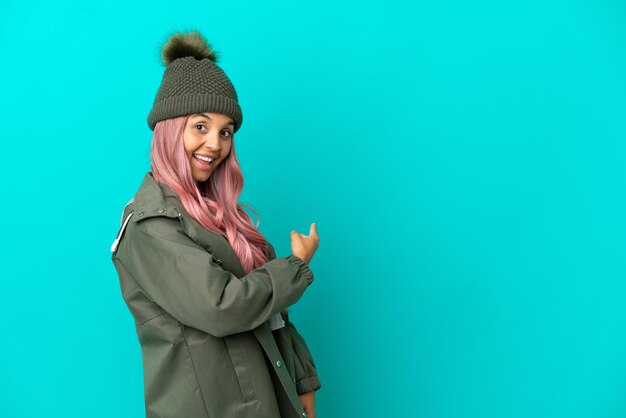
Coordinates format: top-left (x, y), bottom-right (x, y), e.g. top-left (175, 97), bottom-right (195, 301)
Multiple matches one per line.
top-left (115, 215), bottom-right (206, 269)
top-left (130, 214), bottom-right (190, 245)
top-left (114, 205), bottom-right (195, 258)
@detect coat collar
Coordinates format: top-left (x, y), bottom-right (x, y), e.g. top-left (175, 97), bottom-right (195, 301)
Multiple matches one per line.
top-left (128, 171), bottom-right (271, 279)
top-left (130, 171), bottom-right (244, 272)
top-left (131, 172), bottom-right (182, 223)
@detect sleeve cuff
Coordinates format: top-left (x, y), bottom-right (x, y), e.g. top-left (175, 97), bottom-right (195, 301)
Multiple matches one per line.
top-left (296, 375), bottom-right (322, 395)
top-left (285, 255), bottom-right (314, 286)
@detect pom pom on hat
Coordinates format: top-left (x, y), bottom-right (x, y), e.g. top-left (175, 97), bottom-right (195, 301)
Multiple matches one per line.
top-left (160, 31), bottom-right (219, 66)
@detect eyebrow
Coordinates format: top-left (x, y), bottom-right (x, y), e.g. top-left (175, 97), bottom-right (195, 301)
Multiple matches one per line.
top-left (193, 113), bottom-right (235, 128)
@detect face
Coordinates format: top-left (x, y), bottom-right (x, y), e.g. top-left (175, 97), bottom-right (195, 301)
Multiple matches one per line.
top-left (183, 112), bottom-right (235, 182)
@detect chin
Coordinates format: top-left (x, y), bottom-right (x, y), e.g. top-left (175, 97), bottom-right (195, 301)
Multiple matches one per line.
top-left (193, 171), bottom-right (211, 182)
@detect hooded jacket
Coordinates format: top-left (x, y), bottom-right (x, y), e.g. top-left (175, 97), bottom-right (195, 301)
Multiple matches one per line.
top-left (110, 171), bottom-right (321, 418)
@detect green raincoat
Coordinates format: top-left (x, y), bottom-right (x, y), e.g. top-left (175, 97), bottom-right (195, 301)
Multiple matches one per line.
top-left (110, 172), bottom-right (321, 418)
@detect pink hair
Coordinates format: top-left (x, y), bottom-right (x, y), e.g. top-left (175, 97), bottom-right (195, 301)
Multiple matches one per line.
top-left (149, 115), bottom-right (270, 273)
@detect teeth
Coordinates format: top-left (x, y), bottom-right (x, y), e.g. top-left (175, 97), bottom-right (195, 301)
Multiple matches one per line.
top-left (194, 154), bottom-right (214, 162)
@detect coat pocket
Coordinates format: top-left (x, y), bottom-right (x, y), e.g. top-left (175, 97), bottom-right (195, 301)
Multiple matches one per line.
top-left (223, 335), bottom-right (256, 403)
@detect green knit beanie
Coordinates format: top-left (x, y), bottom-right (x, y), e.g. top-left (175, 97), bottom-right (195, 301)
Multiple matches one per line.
top-left (147, 31), bottom-right (243, 133)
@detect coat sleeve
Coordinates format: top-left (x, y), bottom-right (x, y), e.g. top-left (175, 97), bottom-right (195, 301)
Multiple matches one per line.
top-left (115, 216), bottom-right (314, 338)
top-left (266, 242), bottom-right (322, 395)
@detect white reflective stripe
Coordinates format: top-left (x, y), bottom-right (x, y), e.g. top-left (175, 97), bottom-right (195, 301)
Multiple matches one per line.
top-left (111, 211), bottom-right (134, 253)
top-left (268, 312), bottom-right (286, 330)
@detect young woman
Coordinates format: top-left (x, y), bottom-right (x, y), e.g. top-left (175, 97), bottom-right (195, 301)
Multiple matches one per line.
top-left (110, 30), bottom-right (321, 418)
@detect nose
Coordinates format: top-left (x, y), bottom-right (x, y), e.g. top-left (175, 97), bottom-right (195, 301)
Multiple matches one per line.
top-left (202, 129), bottom-right (221, 151)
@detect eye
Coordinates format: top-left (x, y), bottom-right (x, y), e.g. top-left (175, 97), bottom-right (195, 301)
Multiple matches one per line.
top-left (195, 123), bottom-right (206, 132)
top-left (221, 129), bottom-right (233, 138)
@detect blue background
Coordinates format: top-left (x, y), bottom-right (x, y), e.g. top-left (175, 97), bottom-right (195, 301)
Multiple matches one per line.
top-left (1, 0), bottom-right (625, 417)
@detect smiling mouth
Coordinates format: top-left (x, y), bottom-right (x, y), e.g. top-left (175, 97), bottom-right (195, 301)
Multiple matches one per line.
top-left (193, 153), bottom-right (215, 163)
top-left (193, 155), bottom-right (215, 170)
